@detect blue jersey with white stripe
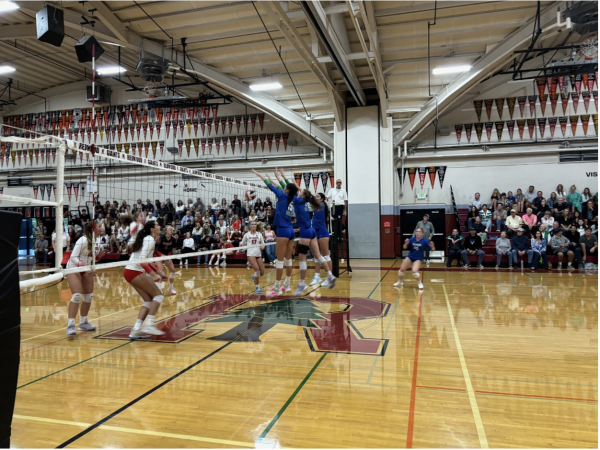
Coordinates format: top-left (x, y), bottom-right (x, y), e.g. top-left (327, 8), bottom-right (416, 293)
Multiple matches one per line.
top-left (311, 201), bottom-right (326, 229)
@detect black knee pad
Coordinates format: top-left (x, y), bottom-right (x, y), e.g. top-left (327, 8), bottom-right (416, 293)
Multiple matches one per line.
top-left (298, 244), bottom-right (309, 255)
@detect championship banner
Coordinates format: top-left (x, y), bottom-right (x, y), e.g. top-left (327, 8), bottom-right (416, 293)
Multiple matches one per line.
top-left (274, 133), bottom-right (281, 151)
top-left (561, 93), bottom-right (569, 115)
top-left (40, 184), bottom-right (46, 201)
top-left (550, 77), bottom-right (558, 99)
top-left (418, 167), bottom-right (427, 189)
top-left (475, 123), bottom-right (483, 142)
top-left (252, 135), bottom-right (259, 153)
top-left (594, 90), bottom-right (598, 110)
top-left (227, 116), bottom-right (234, 134)
top-left (507, 97), bottom-right (516, 119)
top-left (582, 91), bottom-right (591, 113)
top-left (583, 73), bottom-right (589, 91)
top-left (267, 134), bottom-right (273, 152)
top-left (495, 121), bottom-right (504, 141)
top-left (558, 76), bottom-right (567, 96)
top-left (574, 74), bottom-right (582, 98)
top-left (527, 119), bottom-right (536, 139)
top-left (569, 115), bottom-right (579, 136)
top-left (536, 77), bottom-right (547, 98)
top-left (250, 115), bottom-right (257, 133)
top-left (221, 137), bottom-right (227, 154)
top-left (228, 136), bottom-right (235, 154)
top-left (506, 120), bottom-right (515, 140)
top-left (243, 115), bottom-right (249, 133)
top-left (214, 138), bottom-right (220, 155)
top-left (436, 166), bottom-right (447, 188)
top-left (282, 132), bottom-right (289, 151)
top-left (320, 172), bottom-right (329, 192)
top-left (550, 95), bottom-right (558, 115)
top-left (517, 96), bottom-right (527, 117)
top-left (303, 172), bottom-right (311, 190)
top-left (408, 167), bottom-right (417, 190)
top-left (260, 134), bottom-right (266, 152)
top-left (593, 114), bottom-right (598, 135)
top-left (200, 139), bottom-right (206, 155)
top-left (206, 119), bottom-right (212, 136)
top-left (464, 123), bottom-right (473, 143)
top-left (235, 115), bottom-right (242, 133)
top-left (177, 140), bottom-right (183, 157)
top-left (572, 93), bottom-right (580, 113)
top-left (528, 95), bottom-right (537, 116)
top-left (454, 124), bottom-right (463, 143)
top-left (539, 94), bottom-right (548, 116)
top-left (151, 141), bottom-right (157, 159)
top-left (495, 98), bottom-right (505, 119)
top-left (328, 170), bottom-right (334, 188)
top-left (548, 117), bottom-right (557, 138)
top-left (311, 173), bottom-right (319, 192)
top-left (581, 114), bottom-right (590, 135)
top-left (484, 99), bottom-right (494, 120)
top-left (485, 122), bottom-right (493, 141)
top-left (294, 172), bottom-right (302, 188)
top-left (184, 139), bottom-right (191, 157)
top-left (587, 74), bottom-right (595, 93)
top-left (537, 118), bottom-right (547, 138)
top-left (207, 138), bottom-right (213, 154)
top-left (559, 116), bottom-right (568, 137)
top-left (474, 100), bottom-right (483, 121)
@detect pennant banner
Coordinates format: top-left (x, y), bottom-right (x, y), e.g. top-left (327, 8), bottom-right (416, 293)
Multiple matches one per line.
top-left (527, 118), bottom-right (536, 139)
top-left (475, 123), bottom-right (484, 142)
top-left (495, 98), bottom-right (505, 119)
top-left (484, 99), bottom-right (494, 121)
top-left (559, 116), bottom-right (568, 137)
top-left (436, 166), bottom-right (447, 189)
top-left (418, 167), bottom-right (427, 189)
top-left (537, 117), bottom-right (547, 138)
top-left (517, 96), bottom-right (527, 118)
top-left (485, 122), bottom-right (493, 141)
top-left (408, 167), bottom-right (417, 190)
top-left (302, 172), bottom-right (311, 190)
top-left (454, 124), bottom-right (463, 143)
top-left (495, 121), bottom-right (504, 141)
top-left (464, 123), bottom-right (473, 143)
top-left (548, 117), bottom-right (557, 138)
top-left (506, 97), bottom-right (516, 119)
top-left (474, 100), bottom-right (483, 122)
top-left (320, 172), bottom-right (329, 192)
top-left (427, 166), bottom-right (436, 188)
top-left (581, 114), bottom-right (590, 135)
top-left (506, 120), bottom-right (515, 140)
top-left (569, 115), bottom-right (579, 136)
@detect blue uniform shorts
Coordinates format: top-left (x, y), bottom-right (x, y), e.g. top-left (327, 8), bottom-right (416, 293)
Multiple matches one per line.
top-left (299, 227), bottom-right (317, 240)
top-left (314, 227), bottom-right (330, 239)
top-left (277, 226), bottom-right (296, 240)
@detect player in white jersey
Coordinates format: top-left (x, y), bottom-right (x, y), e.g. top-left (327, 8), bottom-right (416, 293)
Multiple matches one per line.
top-left (128, 210), bottom-right (146, 246)
top-left (241, 221), bottom-right (266, 294)
top-left (124, 221), bottom-right (169, 338)
top-left (65, 222), bottom-right (108, 336)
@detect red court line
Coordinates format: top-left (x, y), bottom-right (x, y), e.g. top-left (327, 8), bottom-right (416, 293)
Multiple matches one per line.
top-left (20, 335), bottom-right (70, 354)
top-left (475, 389), bottom-right (598, 403)
top-left (417, 384), bottom-right (466, 392)
top-left (406, 286), bottom-right (424, 448)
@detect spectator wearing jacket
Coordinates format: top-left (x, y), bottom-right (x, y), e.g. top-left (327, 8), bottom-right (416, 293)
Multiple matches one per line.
top-left (549, 229), bottom-right (574, 270)
top-left (493, 204), bottom-right (507, 232)
top-left (531, 230), bottom-right (549, 270)
top-left (446, 229), bottom-right (463, 267)
top-left (495, 231), bottom-right (513, 268)
top-left (461, 229), bottom-right (485, 268)
top-left (511, 228), bottom-right (533, 268)
top-left (469, 193), bottom-right (484, 210)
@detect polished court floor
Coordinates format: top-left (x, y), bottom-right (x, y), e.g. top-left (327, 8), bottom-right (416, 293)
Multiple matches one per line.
top-left (14, 260), bottom-right (598, 448)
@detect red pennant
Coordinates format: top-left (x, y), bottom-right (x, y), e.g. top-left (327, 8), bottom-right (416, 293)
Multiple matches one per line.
top-left (559, 116), bottom-right (568, 137)
top-left (569, 115), bottom-right (579, 136)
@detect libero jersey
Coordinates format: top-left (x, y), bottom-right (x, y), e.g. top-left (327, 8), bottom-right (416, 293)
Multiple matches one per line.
top-left (406, 237), bottom-right (431, 261)
top-left (157, 235), bottom-right (175, 254)
top-left (312, 201), bottom-right (326, 229)
top-left (268, 183), bottom-right (294, 228)
top-left (292, 196), bottom-right (313, 229)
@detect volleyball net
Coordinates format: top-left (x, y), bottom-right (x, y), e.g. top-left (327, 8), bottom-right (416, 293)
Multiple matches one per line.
top-left (1, 125), bottom-right (280, 289)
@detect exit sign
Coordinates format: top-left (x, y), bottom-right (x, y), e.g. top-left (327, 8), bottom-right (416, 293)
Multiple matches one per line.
top-left (416, 192), bottom-right (427, 199)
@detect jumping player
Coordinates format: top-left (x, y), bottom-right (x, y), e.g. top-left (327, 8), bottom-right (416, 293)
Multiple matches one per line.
top-left (241, 221), bottom-right (266, 294)
top-left (310, 192), bottom-right (336, 287)
top-left (394, 227), bottom-right (434, 290)
top-left (155, 225), bottom-right (177, 295)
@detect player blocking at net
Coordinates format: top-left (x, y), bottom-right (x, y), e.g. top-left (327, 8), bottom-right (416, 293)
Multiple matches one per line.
top-left (241, 221), bottom-right (266, 294)
top-left (394, 227), bottom-right (434, 290)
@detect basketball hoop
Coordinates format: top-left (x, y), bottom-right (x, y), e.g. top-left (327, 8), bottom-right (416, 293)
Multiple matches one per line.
top-left (142, 81), bottom-right (157, 98)
top-left (580, 37), bottom-right (598, 60)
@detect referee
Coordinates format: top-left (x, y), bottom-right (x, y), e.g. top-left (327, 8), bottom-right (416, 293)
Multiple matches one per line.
top-left (327, 179), bottom-right (348, 218)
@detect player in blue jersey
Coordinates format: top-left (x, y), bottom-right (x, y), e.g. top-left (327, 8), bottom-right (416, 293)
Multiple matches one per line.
top-left (252, 169), bottom-right (298, 296)
top-left (310, 192), bottom-right (335, 287)
top-left (394, 227), bottom-right (435, 290)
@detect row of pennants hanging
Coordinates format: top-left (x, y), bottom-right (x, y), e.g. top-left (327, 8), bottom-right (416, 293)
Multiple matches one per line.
top-left (0, 132), bottom-right (291, 168)
top-left (399, 167), bottom-right (447, 191)
top-left (455, 114), bottom-right (598, 143)
top-left (0, 183), bottom-right (86, 203)
top-left (294, 171), bottom-right (335, 193)
top-left (472, 75), bottom-right (598, 122)
top-left (2, 105), bottom-right (269, 142)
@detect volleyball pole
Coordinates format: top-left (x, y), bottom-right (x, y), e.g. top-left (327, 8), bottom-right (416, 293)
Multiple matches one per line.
top-left (54, 143), bottom-right (66, 270)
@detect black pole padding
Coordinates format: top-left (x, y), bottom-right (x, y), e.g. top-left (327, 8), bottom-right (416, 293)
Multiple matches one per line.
top-left (331, 215), bottom-right (340, 278)
top-left (0, 211), bottom-right (22, 448)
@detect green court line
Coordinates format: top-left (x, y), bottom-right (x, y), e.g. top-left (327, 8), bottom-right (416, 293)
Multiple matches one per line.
top-left (17, 341), bottom-right (132, 389)
top-left (256, 353), bottom-right (327, 442)
top-left (365, 298), bottom-right (400, 385)
top-left (365, 259), bottom-right (397, 299)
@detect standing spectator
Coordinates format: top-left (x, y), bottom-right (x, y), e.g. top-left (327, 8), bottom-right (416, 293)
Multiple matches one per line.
top-left (555, 184), bottom-right (566, 200)
top-left (468, 193), bottom-right (483, 209)
top-left (506, 209), bottom-right (523, 237)
top-left (326, 179), bottom-right (348, 217)
top-left (580, 227), bottom-right (598, 266)
top-left (531, 230), bottom-right (549, 271)
top-left (466, 206), bottom-right (480, 230)
top-left (525, 186), bottom-right (536, 203)
top-left (263, 224), bottom-right (277, 264)
top-left (446, 229), bottom-right (463, 268)
top-left (164, 198), bottom-right (175, 223)
top-left (490, 188), bottom-right (501, 210)
top-left (515, 188), bottom-right (525, 212)
top-left (567, 185), bottom-right (582, 213)
top-left (549, 229), bottom-right (574, 270)
top-left (541, 211), bottom-right (554, 229)
top-left (461, 229), bottom-right (485, 269)
top-left (266, 206), bottom-right (275, 225)
top-left (511, 228), bottom-right (533, 268)
top-left (34, 234), bottom-right (49, 263)
top-left (414, 213), bottom-right (435, 266)
top-left (495, 231), bottom-right (513, 269)
top-left (197, 232), bottom-right (214, 265)
top-left (521, 208), bottom-right (538, 235)
top-left (493, 204), bottom-right (507, 231)
top-left (582, 200), bottom-right (598, 229)
top-left (478, 204), bottom-right (492, 232)
top-left (52, 227), bottom-right (70, 255)
top-left (231, 194), bottom-right (242, 216)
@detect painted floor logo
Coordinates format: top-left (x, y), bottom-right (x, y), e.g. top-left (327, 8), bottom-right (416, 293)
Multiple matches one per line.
top-left (96, 294), bottom-right (391, 356)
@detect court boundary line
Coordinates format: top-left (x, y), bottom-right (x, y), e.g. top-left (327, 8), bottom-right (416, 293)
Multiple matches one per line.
top-left (442, 284), bottom-right (489, 449)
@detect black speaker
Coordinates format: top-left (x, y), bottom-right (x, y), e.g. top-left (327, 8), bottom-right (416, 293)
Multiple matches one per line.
top-left (74, 35), bottom-right (104, 63)
top-left (36, 5), bottom-right (65, 47)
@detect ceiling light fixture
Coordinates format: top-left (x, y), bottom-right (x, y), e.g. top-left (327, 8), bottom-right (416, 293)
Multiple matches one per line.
top-left (96, 66), bottom-right (127, 75)
top-left (249, 82), bottom-right (283, 91)
top-left (0, 1), bottom-right (18, 12)
top-left (0, 65), bottom-right (16, 74)
top-left (432, 65), bottom-right (472, 75)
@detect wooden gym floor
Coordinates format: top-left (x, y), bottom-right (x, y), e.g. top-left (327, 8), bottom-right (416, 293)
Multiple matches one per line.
top-left (13, 260), bottom-right (598, 448)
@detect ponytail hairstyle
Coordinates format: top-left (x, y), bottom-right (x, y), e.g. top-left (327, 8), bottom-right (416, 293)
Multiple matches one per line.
top-left (82, 222), bottom-right (94, 254)
top-left (120, 213), bottom-right (134, 228)
top-left (285, 183), bottom-right (299, 201)
top-left (131, 221), bottom-right (156, 253)
top-left (301, 189), bottom-right (322, 211)
top-left (316, 192), bottom-right (329, 219)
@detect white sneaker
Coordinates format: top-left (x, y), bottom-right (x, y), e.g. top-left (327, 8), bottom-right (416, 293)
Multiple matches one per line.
top-left (426, 260), bottom-right (430, 267)
top-left (321, 278), bottom-right (329, 287)
top-left (325, 274), bottom-right (336, 289)
top-left (310, 276), bottom-right (322, 286)
top-left (129, 329), bottom-right (152, 340)
top-left (220, 261), bottom-right (227, 268)
top-left (140, 324), bottom-right (165, 336)
top-left (66, 324), bottom-right (77, 336)
top-left (282, 283), bottom-right (292, 292)
top-left (168, 287), bottom-right (177, 295)
top-left (78, 322), bottom-right (96, 331)
top-left (418, 282), bottom-right (424, 290)
top-left (208, 260), bottom-right (213, 266)
top-left (294, 282), bottom-right (308, 296)
top-left (393, 280), bottom-right (403, 287)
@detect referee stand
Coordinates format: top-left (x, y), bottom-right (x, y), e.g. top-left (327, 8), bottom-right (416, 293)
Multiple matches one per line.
top-left (330, 200), bottom-right (352, 277)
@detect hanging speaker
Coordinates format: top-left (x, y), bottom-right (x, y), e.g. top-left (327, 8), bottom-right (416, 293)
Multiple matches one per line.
top-left (36, 5), bottom-right (65, 47)
top-left (74, 35), bottom-right (104, 63)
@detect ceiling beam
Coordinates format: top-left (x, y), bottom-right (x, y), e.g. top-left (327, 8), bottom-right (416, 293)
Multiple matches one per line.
top-left (90, 1), bottom-right (130, 42)
top-left (0, 24), bottom-right (36, 40)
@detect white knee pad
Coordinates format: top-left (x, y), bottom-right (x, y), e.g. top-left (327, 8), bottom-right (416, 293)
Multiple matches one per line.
top-left (152, 295), bottom-right (164, 304)
top-left (412, 272), bottom-right (420, 279)
top-left (82, 293), bottom-right (93, 303)
top-left (316, 256), bottom-right (326, 264)
top-left (398, 269), bottom-right (404, 276)
top-left (143, 301), bottom-right (152, 309)
top-left (284, 258), bottom-right (292, 267)
top-left (70, 293), bottom-right (82, 303)
top-left (324, 255), bottom-right (331, 262)
top-left (299, 261), bottom-right (307, 270)
top-left (275, 260), bottom-right (284, 269)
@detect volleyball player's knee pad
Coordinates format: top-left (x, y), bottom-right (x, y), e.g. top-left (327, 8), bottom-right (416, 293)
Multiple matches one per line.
top-left (70, 293), bottom-right (82, 303)
top-left (299, 261), bottom-right (307, 270)
top-left (284, 258), bottom-right (292, 267)
top-left (82, 293), bottom-right (93, 303)
top-left (275, 260), bottom-right (284, 269)
top-left (143, 301), bottom-right (152, 309)
top-left (316, 256), bottom-right (326, 264)
top-left (412, 272), bottom-right (420, 278)
top-left (152, 295), bottom-right (164, 304)
top-left (298, 244), bottom-right (309, 255)
top-left (324, 255), bottom-right (331, 262)
top-left (254, 271), bottom-right (260, 278)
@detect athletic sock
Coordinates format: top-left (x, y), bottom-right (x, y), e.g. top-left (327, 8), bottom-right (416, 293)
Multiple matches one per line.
top-left (300, 279), bottom-right (305, 284)
top-left (284, 276), bottom-right (291, 285)
top-left (67, 318), bottom-right (75, 326)
top-left (146, 315), bottom-right (155, 326)
top-left (79, 316), bottom-right (87, 324)
top-left (169, 283), bottom-right (174, 290)
top-left (326, 271), bottom-right (332, 276)
top-left (274, 281), bottom-right (281, 290)
top-left (133, 319), bottom-right (143, 330)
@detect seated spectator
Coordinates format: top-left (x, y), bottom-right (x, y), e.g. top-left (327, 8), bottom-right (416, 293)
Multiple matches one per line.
top-left (210, 198), bottom-right (219, 216)
top-left (145, 211), bottom-right (156, 223)
top-left (263, 197), bottom-right (273, 210)
top-left (253, 198), bottom-right (263, 212)
top-left (490, 188), bottom-right (501, 210)
top-left (546, 192), bottom-right (558, 209)
top-left (524, 185), bottom-right (536, 203)
top-left (581, 187), bottom-right (593, 203)
top-left (466, 206), bottom-right (479, 230)
top-left (181, 232), bottom-right (196, 267)
top-left (515, 188), bottom-right (525, 212)
top-left (507, 191), bottom-right (516, 209)
top-left (193, 197), bottom-right (205, 211)
top-left (531, 230), bottom-right (549, 271)
top-left (506, 209), bottom-right (523, 237)
top-left (549, 228), bottom-right (574, 270)
top-left (266, 206), bottom-right (275, 225)
top-left (202, 211), bottom-right (213, 226)
top-left (555, 184), bottom-right (566, 200)
top-left (180, 210), bottom-right (194, 229)
top-left (69, 215), bottom-right (82, 233)
top-left (201, 224), bottom-right (213, 238)
top-left (495, 231), bottom-right (513, 269)
top-left (192, 222), bottom-right (203, 245)
top-left (582, 200), bottom-right (598, 229)
top-left (144, 199), bottom-right (154, 214)
top-left (34, 220), bottom-right (48, 240)
top-left (536, 199), bottom-right (550, 218)
top-left (469, 192), bottom-right (484, 210)
top-left (576, 219), bottom-right (586, 235)
top-left (133, 198), bottom-right (143, 210)
top-left (230, 229), bottom-right (243, 248)
top-left (580, 227), bottom-right (598, 265)
top-left (539, 224), bottom-right (551, 242)
top-left (215, 216), bottom-right (228, 236)
top-left (511, 228), bottom-right (533, 268)
top-left (157, 202), bottom-right (169, 220)
top-left (499, 192), bottom-right (509, 209)
top-left (34, 234), bottom-right (49, 263)
top-left (231, 194), bottom-right (243, 216)
top-left (553, 197), bottom-right (569, 217)
top-left (80, 209), bottom-right (91, 224)
top-left (493, 204), bottom-right (507, 231)
top-left (521, 208), bottom-right (538, 235)
top-left (174, 200), bottom-right (185, 220)
top-left (95, 228), bottom-right (110, 250)
top-left (567, 184), bottom-right (582, 213)
top-left (541, 210), bottom-right (554, 229)
top-left (446, 229), bottom-right (463, 267)
top-left (257, 206), bottom-right (267, 221)
top-left (471, 217), bottom-right (487, 243)
top-left (478, 204), bottom-right (492, 232)
top-left (565, 224), bottom-right (580, 245)
top-left (532, 191), bottom-right (544, 213)
top-left (461, 229), bottom-right (485, 269)
top-left (226, 208), bottom-right (235, 224)
top-left (556, 208), bottom-right (572, 228)
top-left (231, 215), bottom-right (242, 231)
top-left (522, 198), bottom-right (533, 215)
top-left (197, 232), bottom-right (214, 265)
